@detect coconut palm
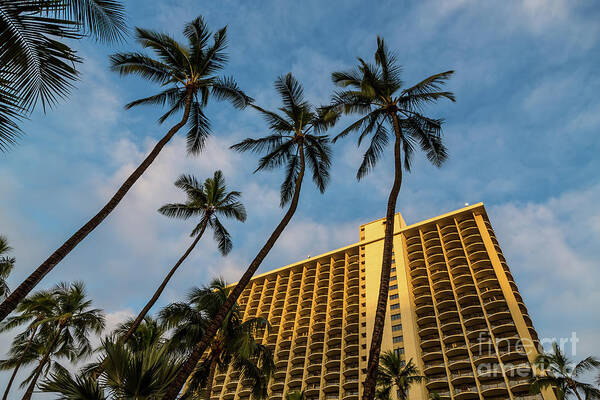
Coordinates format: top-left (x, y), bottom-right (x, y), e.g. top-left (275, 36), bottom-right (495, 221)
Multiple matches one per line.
top-left (40, 338), bottom-right (183, 399)
top-left (121, 170), bottom-right (246, 343)
top-left (331, 37), bottom-right (454, 400)
top-left (0, 15), bottom-right (251, 323)
top-left (161, 279), bottom-right (274, 400)
top-left (0, 235), bottom-right (15, 298)
top-left (0, 289), bottom-right (56, 400)
top-left (286, 390), bottom-right (306, 400)
top-left (531, 342), bottom-right (600, 400)
top-left (163, 73), bottom-right (337, 399)
top-left (0, 0), bottom-right (127, 150)
top-left (22, 281), bottom-right (105, 400)
top-left (375, 352), bottom-right (423, 400)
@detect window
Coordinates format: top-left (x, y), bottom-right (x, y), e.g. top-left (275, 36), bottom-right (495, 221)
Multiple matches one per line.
top-left (393, 336), bottom-right (403, 343)
top-left (390, 284), bottom-right (398, 290)
top-left (390, 275), bottom-right (397, 281)
top-left (392, 324), bottom-right (402, 331)
top-left (391, 267), bottom-right (396, 273)
top-left (394, 348), bottom-right (405, 357)
top-left (391, 314), bottom-right (401, 321)
top-left (390, 303), bottom-right (400, 310)
top-left (389, 294), bottom-right (399, 300)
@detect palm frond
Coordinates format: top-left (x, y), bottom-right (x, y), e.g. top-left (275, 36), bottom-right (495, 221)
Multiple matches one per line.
top-left (357, 120), bottom-right (389, 180)
top-left (109, 51), bottom-right (172, 84)
top-left (211, 76), bottom-right (252, 109)
top-left (209, 217), bottom-right (232, 255)
top-left (280, 154), bottom-right (299, 207)
top-left (186, 101), bottom-right (211, 154)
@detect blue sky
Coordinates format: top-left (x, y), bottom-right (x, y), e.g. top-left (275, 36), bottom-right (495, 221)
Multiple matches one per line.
top-left (1, 0), bottom-right (599, 394)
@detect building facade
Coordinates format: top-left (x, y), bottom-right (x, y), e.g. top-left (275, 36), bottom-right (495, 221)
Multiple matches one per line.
top-left (211, 203), bottom-right (554, 400)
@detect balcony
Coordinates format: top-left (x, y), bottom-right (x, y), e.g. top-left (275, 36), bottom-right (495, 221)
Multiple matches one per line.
top-left (480, 381), bottom-right (508, 396)
top-left (426, 374), bottom-right (448, 390)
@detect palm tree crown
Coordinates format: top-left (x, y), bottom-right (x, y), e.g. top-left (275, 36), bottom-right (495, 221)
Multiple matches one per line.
top-left (376, 353), bottom-right (423, 400)
top-left (332, 36), bottom-right (454, 179)
top-left (0, 0), bottom-right (127, 150)
top-left (532, 342), bottom-right (600, 400)
top-left (0, 235), bottom-right (15, 299)
top-left (159, 170), bottom-right (247, 255)
top-left (231, 72), bottom-right (337, 206)
top-left (161, 279), bottom-right (274, 399)
top-left (111, 16), bottom-right (252, 155)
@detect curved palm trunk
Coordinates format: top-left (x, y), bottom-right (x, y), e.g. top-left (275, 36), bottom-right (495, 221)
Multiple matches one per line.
top-left (362, 114), bottom-right (403, 400)
top-left (121, 220), bottom-right (208, 343)
top-left (0, 88), bottom-right (195, 323)
top-left (163, 145), bottom-right (306, 400)
top-left (22, 325), bottom-right (64, 400)
top-left (2, 325), bottom-right (38, 400)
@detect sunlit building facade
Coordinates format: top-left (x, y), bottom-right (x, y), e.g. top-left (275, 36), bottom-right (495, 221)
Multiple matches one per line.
top-left (211, 203), bottom-right (555, 400)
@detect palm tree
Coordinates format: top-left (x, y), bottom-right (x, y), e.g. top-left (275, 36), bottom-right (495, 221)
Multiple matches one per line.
top-left (531, 342), bottom-right (600, 400)
top-left (375, 352), bottom-right (423, 400)
top-left (161, 279), bottom-right (274, 400)
top-left (121, 170), bottom-right (246, 342)
top-left (0, 15), bottom-right (251, 323)
top-left (0, 0), bottom-right (127, 150)
top-left (0, 235), bottom-right (15, 298)
top-left (331, 37), bottom-right (454, 400)
top-left (0, 289), bottom-right (56, 400)
top-left (162, 73), bottom-right (337, 399)
top-left (40, 338), bottom-right (183, 399)
top-left (286, 390), bottom-right (306, 400)
top-left (22, 281), bottom-right (105, 400)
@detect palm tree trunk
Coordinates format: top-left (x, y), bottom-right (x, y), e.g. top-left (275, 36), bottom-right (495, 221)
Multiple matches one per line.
top-left (204, 355), bottom-right (218, 400)
top-left (0, 88), bottom-right (195, 323)
top-left (121, 219), bottom-right (208, 343)
top-left (2, 325), bottom-right (38, 400)
top-left (362, 114), bottom-right (403, 400)
top-left (163, 144), bottom-right (307, 400)
top-left (22, 325), bottom-right (64, 400)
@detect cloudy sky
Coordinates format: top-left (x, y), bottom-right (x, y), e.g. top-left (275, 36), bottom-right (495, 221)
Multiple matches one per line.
top-left (1, 0), bottom-right (599, 394)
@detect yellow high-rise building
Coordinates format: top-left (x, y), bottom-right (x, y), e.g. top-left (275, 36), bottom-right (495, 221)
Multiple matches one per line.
top-left (211, 203), bottom-right (554, 400)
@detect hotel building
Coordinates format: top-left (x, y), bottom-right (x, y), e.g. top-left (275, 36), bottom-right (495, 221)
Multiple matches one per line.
top-left (210, 203), bottom-right (554, 400)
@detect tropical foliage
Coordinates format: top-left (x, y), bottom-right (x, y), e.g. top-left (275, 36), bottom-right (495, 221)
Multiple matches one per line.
top-left (0, 235), bottom-right (15, 299)
top-left (0, 0), bottom-right (127, 150)
top-left (331, 36), bottom-right (454, 400)
top-left (161, 278), bottom-right (274, 399)
top-left (375, 352), bottom-right (423, 400)
top-left (531, 342), bottom-right (600, 400)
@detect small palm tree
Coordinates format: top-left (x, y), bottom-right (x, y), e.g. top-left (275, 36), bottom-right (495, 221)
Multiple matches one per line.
top-left (161, 279), bottom-right (274, 400)
top-left (0, 289), bottom-right (56, 400)
top-left (286, 390), bottom-right (306, 400)
top-left (40, 338), bottom-right (183, 399)
top-left (22, 281), bottom-right (105, 400)
top-left (120, 170), bottom-right (246, 342)
top-left (531, 342), bottom-right (600, 400)
top-left (0, 15), bottom-right (251, 324)
top-left (0, 235), bottom-right (15, 298)
top-left (331, 37), bottom-right (454, 400)
top-left (0, 0), bottom-right (127, 150)
top-left (375, 352), bottom-right (423, 400)
top-left (163, 73), bottom-right (337, 399)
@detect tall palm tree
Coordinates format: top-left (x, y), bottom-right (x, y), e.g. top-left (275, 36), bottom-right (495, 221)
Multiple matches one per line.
top-left (162, 73), bottom-right (337, 399)
top-left (161, 279), bottom-right (274, 400)
top-left (40, 338), bottom-right (183, 399)
top-left (375, 352), bottom-right (423, 400)
top-left (331, 37), bottom-right (454, 400)
top-left (0, 0), bottom-right (127, 150)
top-left (531, 342), bottom-right (600, 400)
top-left (0, 16), bottom-right (251, 323)
top-left (0, 235), bottom-right (15, 298)
top-left (121, 170), bottom-right (246, 342)
top-left (0, 289), bottom-right (56, 400)
top-left (22, 281), bottom-right (105, 400)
